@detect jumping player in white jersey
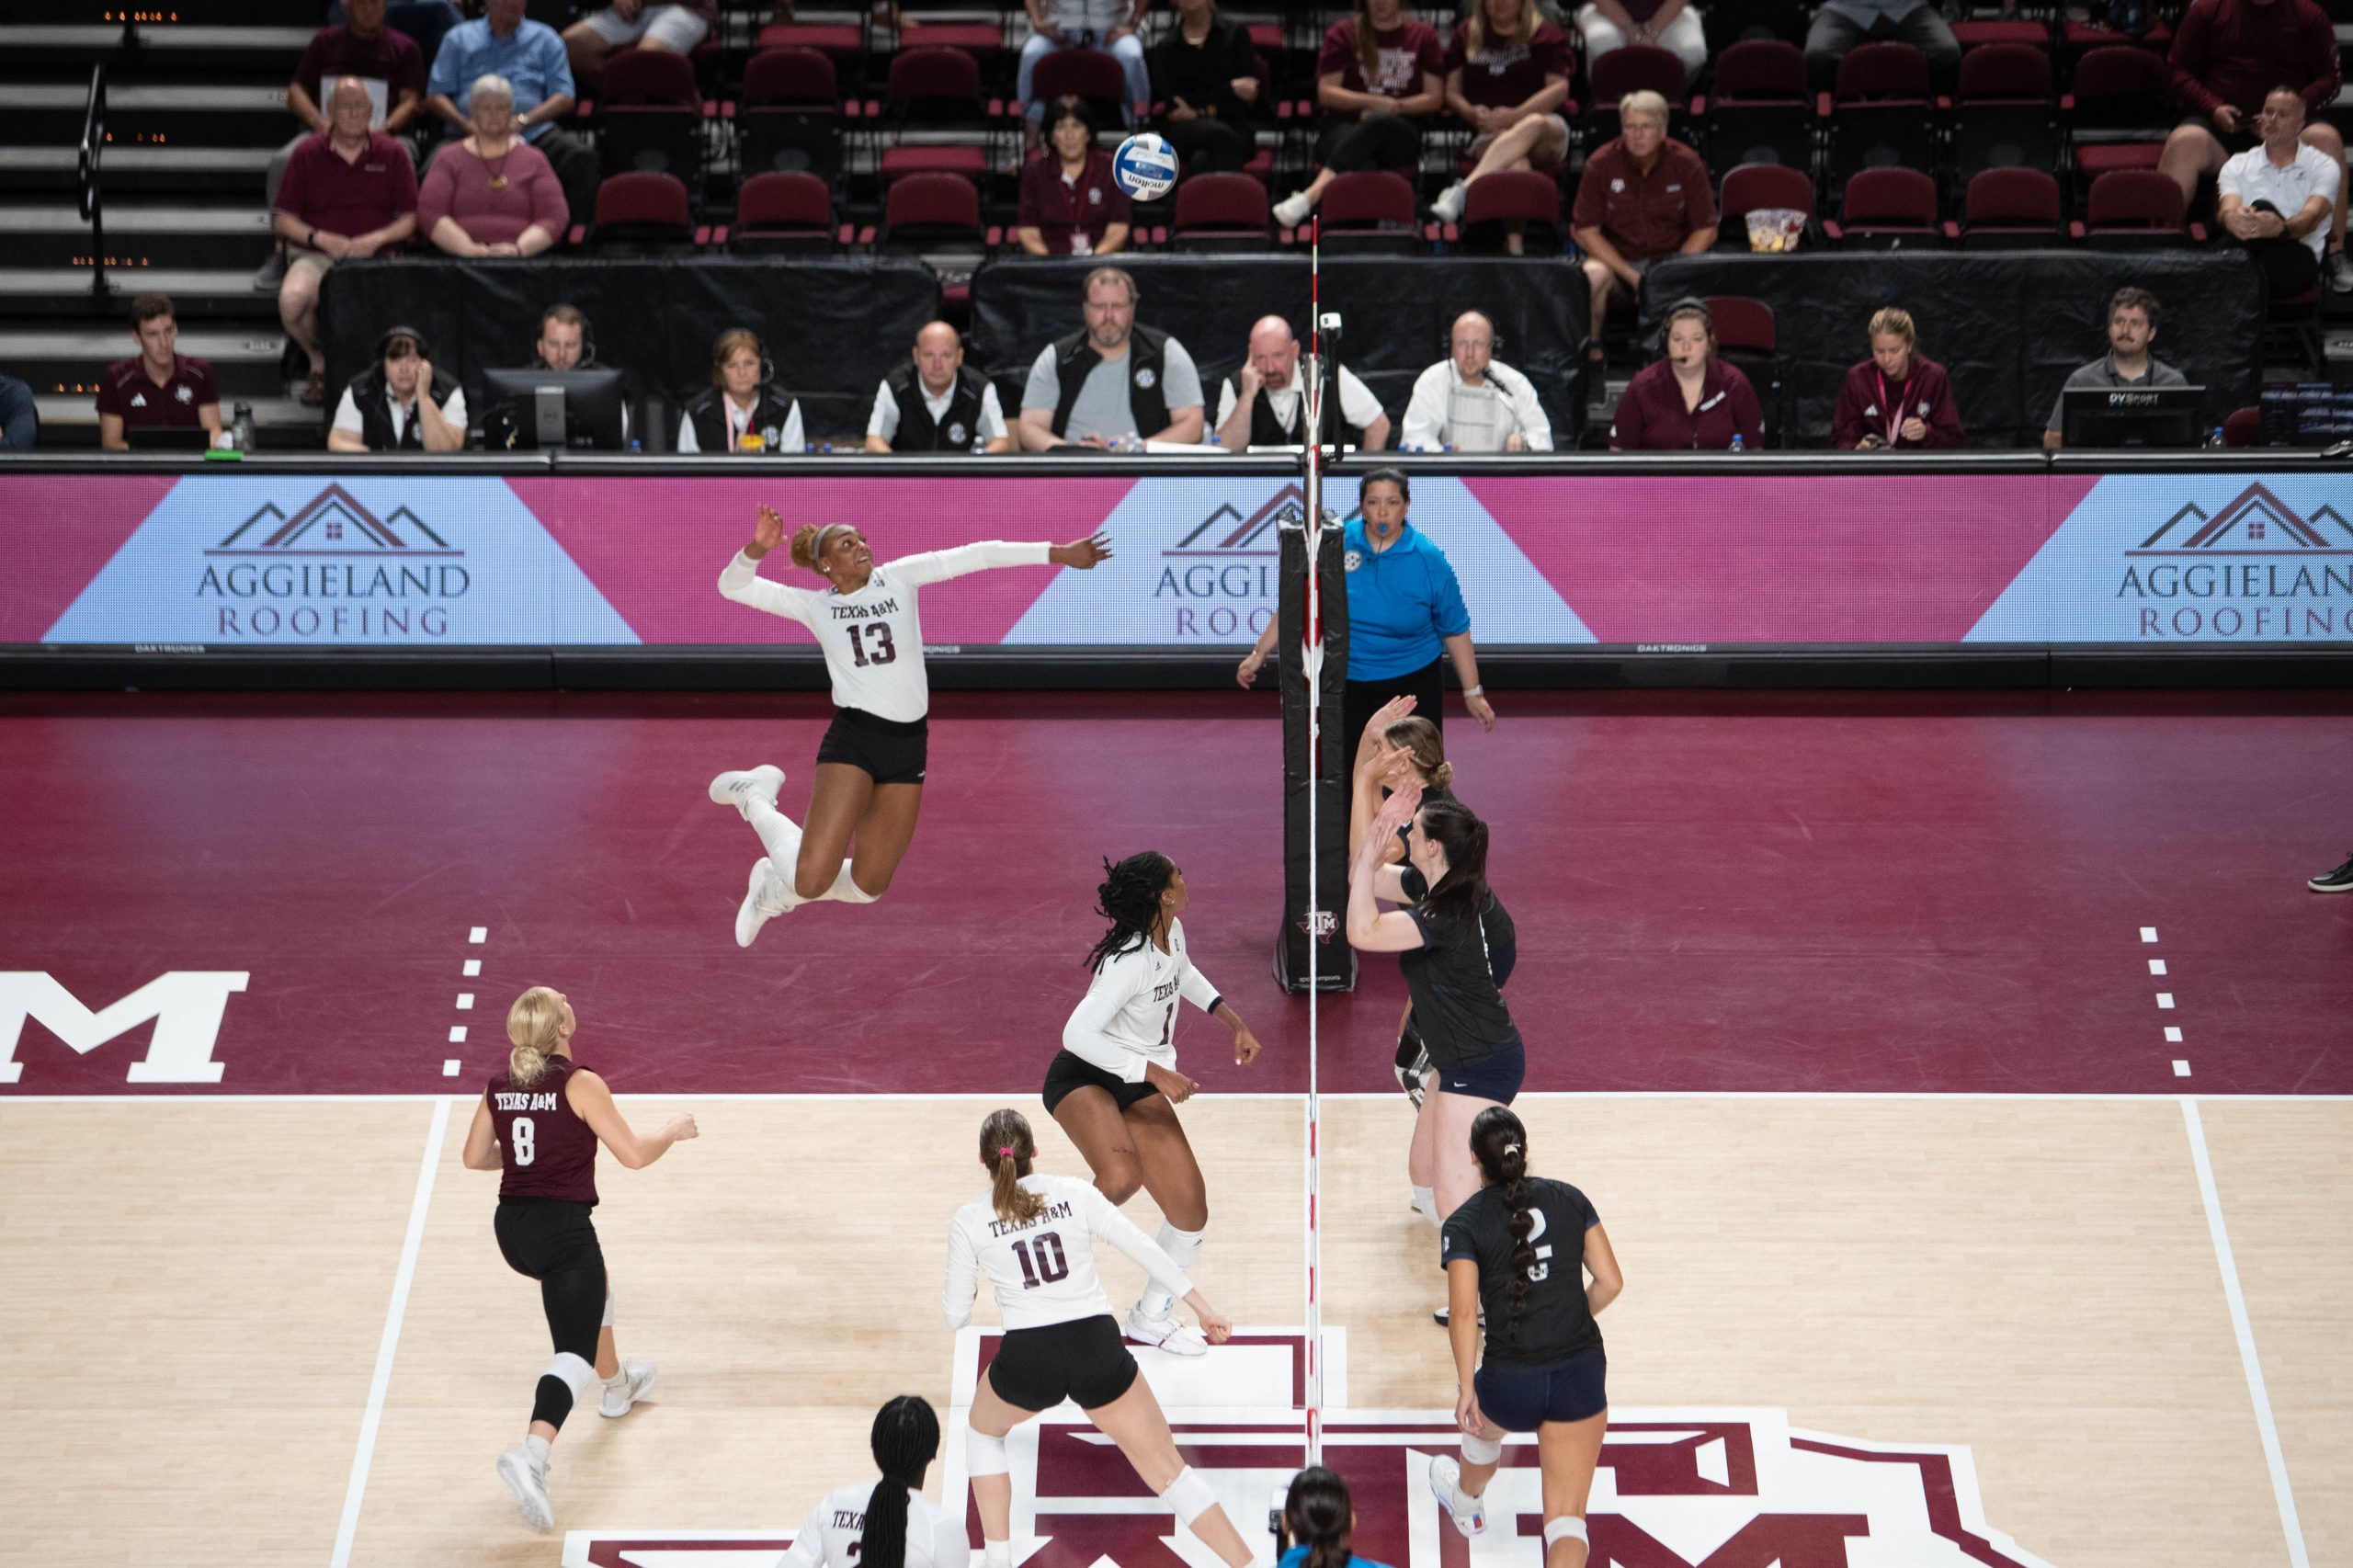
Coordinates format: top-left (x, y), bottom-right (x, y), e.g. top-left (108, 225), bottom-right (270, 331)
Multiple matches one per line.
top-left (709, 503), bottom-right (1113, 946)
top-left (781, 1395), bottom-right (968, 1568)
top-left (1047, 851), bottom-right (1263, 1356)
top-left (946, 1108), bottom-right (1259, 1568)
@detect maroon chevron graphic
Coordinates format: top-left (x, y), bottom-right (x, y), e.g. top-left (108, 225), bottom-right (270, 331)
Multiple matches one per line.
top-left (2132, 482), bottom-right (2353, 552)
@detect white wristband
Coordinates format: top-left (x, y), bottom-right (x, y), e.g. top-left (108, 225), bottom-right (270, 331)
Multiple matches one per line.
top-left (1463, 685), bottom-right (1483, 697)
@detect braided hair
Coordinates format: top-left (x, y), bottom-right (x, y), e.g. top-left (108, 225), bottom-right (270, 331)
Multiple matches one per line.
top-left (1283, 1465), bottom-right (1356, 1568)
top-left (979, 1108), bottom-right (1047, 1224)
top-left (860, 1394), bottom-right (941, 1568)
top-left (1083, 851), bottom-right (1174, 972)
top-left (1469, 1106), bottom-right (1535, 1342)
top-left (1413, 798), bottom-right (1490, 927)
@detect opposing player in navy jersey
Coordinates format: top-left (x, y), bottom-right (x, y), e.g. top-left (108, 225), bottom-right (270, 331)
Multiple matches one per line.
top-left (1429, 1107), bottom-right (1622, 1568)
top-left (460, 984), bottom-right (699, 1530)
top-left (1046, 852), bottom-right (1263, 1357)
top-left (947, 1108), bottom-right (1259, 1568)
top-left (709, 504), bottom-right (1113, 947)
top-left (781, 1395), bottom-right (967, 1568)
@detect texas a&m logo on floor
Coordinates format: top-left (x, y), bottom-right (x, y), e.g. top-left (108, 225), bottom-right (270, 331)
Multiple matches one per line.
top-left (563, 1328), bottom-right (2050, 1568)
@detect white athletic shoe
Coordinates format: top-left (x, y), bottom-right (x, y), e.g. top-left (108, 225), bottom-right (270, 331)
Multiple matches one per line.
top-left (736, 858), bottom-right (790, 948)
top-left (1272, 190), bottom-right (1313, 229)
top-left (496, 1447), bottom-right (554, 1530)
top-left (1428, 1455), bottom-right (1486, 1538)
top-left (1431, 180), bottom-right (1469, 225)
top-left (1124, 1302), bottom-right (1210, 1357)
top-left (709, 764), bottom-right (786, 819)
top-left (598, 1358), bottom-right (657, 1417)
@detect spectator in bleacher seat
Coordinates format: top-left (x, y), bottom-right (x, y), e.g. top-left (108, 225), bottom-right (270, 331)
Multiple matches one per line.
top-left (2214, 87), bottom-right (2342, 301)
top-left (0, 370), bottom-right (40, 451)
top-left (328, 324), bottom-right (467, 453)
top-left (1831, 306), bottom-right (1963, 449)
top-left (563, 0), bottom-right (716, 98)
top-left (271, 78), bottom-right (421, 405)
top-left (427, 0), bottom-right (599, 244)
top-left (1429, 0), bottom-right (1574, 239)
top-left (1609, 298), bottom-right (1764, 449)
top-left (1271, 0), bottom-right (1448, 230)
top-left (2161, 0), bottom-right (2347, 292)
top-left (1802, 0), bottom-right (1960, 92)
top-left (95, 294), bottom-right (222, 452)
top-left (2041, 287), bottom-right (2188, 449)
top-left (1017, 97), bottom-right (1134, 256)
top-left (419, 74), bottom-right (568, 257)
top-left (677, 328), bottom-right (806, 454)
top-left (1017, 265), bottom-right (1208, 449)
top-left (1149, 0), bottom-right (1263, 175)
top-left (258, 0), bottom-right (426, 290)
top-left (1577, 0), bottom-right (1706, 88)
top-left (1572, 89), bottom-right (1715, 377)
top-left (1215, 315), bottom-right (1392, 451)
top-left (1401, 310), bottom-right (1552, 451)
top-left (866, 323), bottom-right (1013, 453)
top-left (328, 0), bottom-right (464, 71)
top-left (1020, 0), bottom-right (1153, 131)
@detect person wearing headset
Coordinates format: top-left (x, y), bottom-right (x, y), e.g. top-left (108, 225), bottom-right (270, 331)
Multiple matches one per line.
top-left (532, 302), bottom-right (631, 441)
top-left (1400, 311), bottom-right (1552, 452)
top-left (328, 323), bottom-right (467, 452)
top-left (677, 327), bottom-right (805, 455)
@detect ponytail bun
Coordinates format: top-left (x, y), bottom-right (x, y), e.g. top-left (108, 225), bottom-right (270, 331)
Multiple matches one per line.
top-left (1428, 760), bottom-right (1455, 793)
top-left (788, 524), bottom-right (823, 571)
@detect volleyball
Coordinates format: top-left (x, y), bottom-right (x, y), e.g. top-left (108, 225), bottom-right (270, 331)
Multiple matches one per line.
top-left (1110, 133), bottom-right (1178, 201)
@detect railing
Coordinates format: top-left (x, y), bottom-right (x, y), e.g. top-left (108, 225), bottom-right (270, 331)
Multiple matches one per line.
top-left (77, 62), bottom-right (108, 305)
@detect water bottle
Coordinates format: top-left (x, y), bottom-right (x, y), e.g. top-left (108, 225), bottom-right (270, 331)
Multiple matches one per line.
top-left (1730, 432), bottom-right (1745, 452)
top-left (2208, 425), bottom-right (2225, 449)
top-left (233, 402), bottom-right (256, 452)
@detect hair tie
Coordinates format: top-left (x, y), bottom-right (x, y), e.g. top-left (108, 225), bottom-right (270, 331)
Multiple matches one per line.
top-left (997, 1145), bottom-right (1016, 1157)
top-left (1503, 1142), bottom-right (1521, 1156)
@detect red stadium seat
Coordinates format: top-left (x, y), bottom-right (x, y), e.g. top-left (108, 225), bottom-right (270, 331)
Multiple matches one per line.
top-left (1958, 166), bottom-right (2063, 247)
top-left (1952, 42), bottom-right (2055, 183)
top-left (583, 171), bottom-right (701, 253)
top-left (1949, 15), bottom-right (2050, 52)
top-left (738, 48), bottom-right (842, 183)
top-left (1030, 48), bottom-right (1131, 125)
top-left (1169, 172), bottom-right (1274, 252)
top-left (2063, 47), bottom-right (2172, 194)
top-left (755, 17), bottom-right (865, 71)
top-left (877, 46), bottom-right (999, 184)
top-left (1718, 160), bottom-right (1817, 249)
top-left (1823, 165), bottom-right (1943, 248)
top-left (1703, 294), bottom-right (1783, 445)
top-left (1828, 41), bottom-right (1937, 190)
top-left (1699, 39), bottom-right (1814, 179)
top-left (1585, 45), bottom-right (1686, 146)
top-left (730, 171), bottom-right (847, 254)
top-left (881, 170), bottom-right (995, 251)
top-left (597, 46), bottom-right (701, 181)
top-left (2079, 168), bottom-right (2202, 246)
top-left (1313, 169), bottom-right (1423, 254)
top-left (2222, 405), bottom-right (2262, 448)
top-left (1459, 169), bottom-right (1563, 254)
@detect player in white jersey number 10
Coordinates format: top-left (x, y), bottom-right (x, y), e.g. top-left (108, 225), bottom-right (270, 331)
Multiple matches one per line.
top-left (710, 504), bottom-right (1113, 947)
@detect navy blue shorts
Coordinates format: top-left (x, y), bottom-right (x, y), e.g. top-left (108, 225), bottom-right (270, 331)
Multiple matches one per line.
top-left (1475, 1351), bottom-right (1607, 1430)
top-left (1433, 1042), bottom-right (1525, 1105)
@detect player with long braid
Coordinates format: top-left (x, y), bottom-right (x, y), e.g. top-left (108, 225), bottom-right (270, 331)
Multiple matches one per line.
top-left (1428, 1107), bottom-right (1623, 1568)
top-left (781, 1395), bottom-right (967, 1568)
top-left (1044, 851), bottom-right (1263, 1355)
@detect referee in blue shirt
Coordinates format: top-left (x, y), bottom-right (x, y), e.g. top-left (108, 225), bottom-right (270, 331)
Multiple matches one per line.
top-left (1239, 468), bottom-right (1496, 748)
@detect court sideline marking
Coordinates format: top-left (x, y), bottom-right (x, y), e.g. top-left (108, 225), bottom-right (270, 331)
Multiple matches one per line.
top-left (2181, 1096), bottom-right (2309, 1567)
top-left (330, 1095), bottom-right (452, 1568)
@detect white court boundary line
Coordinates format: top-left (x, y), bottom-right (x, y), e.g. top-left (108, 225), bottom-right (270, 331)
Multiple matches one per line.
top-left (2180, 1096), bottom-right (2309, 1568)
top-left (330, 1096), bottom-right (451, 1568)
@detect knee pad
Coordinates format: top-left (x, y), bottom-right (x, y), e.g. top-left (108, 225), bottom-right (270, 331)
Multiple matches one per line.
top-left (601, 1293), bottom-right (616, 1328)
top-left (1159, 1466), bottom-right (1217, 1528)
top-left (533, 1350), bottom-right (597, 1428)
top-left (965, 1425), bottom-right (1010, 1478)
top-left (1542, 1517), bottom-right (1588, 1550)
top-left (1460, 1429), bottom-right (1505, 1466)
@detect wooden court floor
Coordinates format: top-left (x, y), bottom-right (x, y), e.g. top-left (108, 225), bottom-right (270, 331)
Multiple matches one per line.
top-left (2, 1092), bottom-right (2346, 1567)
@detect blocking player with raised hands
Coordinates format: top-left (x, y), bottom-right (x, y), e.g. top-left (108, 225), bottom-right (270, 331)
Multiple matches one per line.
top-left (709, 503), bottom-right (1112, 947)
top-left (946, 1108), bottom-right (1259, 1568)
top-left (780, 1395), bottom-right (968, 1568)
top-left (1046, 851), bottom-right (1262, 1356)
top-left (460, 984), bottom-right (699, 1530)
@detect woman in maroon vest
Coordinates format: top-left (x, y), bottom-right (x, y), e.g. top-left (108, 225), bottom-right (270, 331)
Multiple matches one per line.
top-left (461, 984), bottom-right (699, 1530)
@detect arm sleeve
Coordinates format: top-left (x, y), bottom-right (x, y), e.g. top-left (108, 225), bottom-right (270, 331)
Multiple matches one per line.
top-left (1021, 347), bottom-right (1062, 414)
top-left (1830, 368), bottom-right (1864, 449)
top-left (2299, 8), bottom-right (2341, 112)
top-left (2215, 153), bottom-right (2246, 203)
top-left (331, 387), bottom-right (364, 436)
top-left (1731, 369), bottom-right (1765, 448)
top-left (2166, 2), bottom-right (2223, 120)
top-left (389, 142), bottom-right (419, 213)
top-left (1428, 550), bottom-right (1471, 638)
top-left (527, 145), bottom-right (569, 232)
top-left (1571, 165), bottom-right (1606, 230)
top-left (1502, 365), bottom-right (1553, 450)
top-left (275, 144), bottom-right (310, 220)
top-left (1159, 338), bottom-right (1204, 410)
top-left (1214, 378), bottom-right (1238, 426)
top-left (1401, 365), bottom-right (1447, 449)
top-left (781, 401), bottom-right (805, 452)
top-left (541, 28), bottom-right (577, 100)
top-left (979, 383), bottom-right (1008, 440)
top-left (0, 382), bottom-right (35, 450)
top-left (1178, 956), bottom-right (1222, 1014)
top-left (942, 1214), bottom-right (977, 1327)
top-left (427, 38), bottom-right (460, 97)
top-left (1925, 367), bottom-right (1964, 448)
top-left (717, 549), bottom-right (817, 625)
top-left (1061, 951), bottom-right (1149, 1082)
top-left (1439, 1208), bottom-right (1479, 1266)
top-left (889, 540), bottom-right (1053, 585)
top-left (416, 153), bottom-right (456, 234)
top-left (870, 381), bottom-right (899, 438)
top-left (1608, 375), bottom-right (1647, 449)
top-left (1083, 1183), bottom-right (1195, 1300)
top-left (676, 412), bottom-right (700, 453)
top-left (1339, 368), bottom-right (1386, 430)
top-left (1685, 155), bottom-right (1717, 230)
top-left (780, 1498), bottom-right (831, 1568)
top-left (442, 386), bottom-right (469, 432)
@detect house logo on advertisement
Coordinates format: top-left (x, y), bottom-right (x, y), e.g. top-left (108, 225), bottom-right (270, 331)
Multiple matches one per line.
top-left (1155, 485), bottom-right (1303, 639)
top-left (196, 484), bottom-right (472, 639)
top-left (2118, 483), bottom-right (2353, 639)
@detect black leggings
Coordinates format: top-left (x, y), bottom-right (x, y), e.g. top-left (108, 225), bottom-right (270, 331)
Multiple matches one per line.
top-left (1315, 111), bottom-right (1423, 174)
top-left (1164, 116), bottom-right (1254, 175)
top-left (496, 1199), bottom-right (607, 1427)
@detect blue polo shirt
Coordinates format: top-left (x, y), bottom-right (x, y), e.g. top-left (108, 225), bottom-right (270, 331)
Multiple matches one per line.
top-left (426, 17), bottom-right (574, 144)
top-left (1344, 517), bottom-right (1471, 681)
top-left (1280, 1549), bottom-right (1395, 1568)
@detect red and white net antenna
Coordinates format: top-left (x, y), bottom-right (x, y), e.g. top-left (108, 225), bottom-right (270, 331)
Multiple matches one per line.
top-left (1302, 213), bottom-right (1325, 1468)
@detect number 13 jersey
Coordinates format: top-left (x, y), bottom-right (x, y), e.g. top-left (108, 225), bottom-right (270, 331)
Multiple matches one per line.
top-left (944, 1172), bottom-right (1196, 1331)
top-left (719, 541), bottom-right (1051, 723)
top-left (485, 1055), bottom-right (600, 1205)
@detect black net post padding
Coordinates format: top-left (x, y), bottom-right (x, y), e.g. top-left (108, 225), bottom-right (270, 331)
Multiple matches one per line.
top-left (1272, 506), bottom-right (1355, 994)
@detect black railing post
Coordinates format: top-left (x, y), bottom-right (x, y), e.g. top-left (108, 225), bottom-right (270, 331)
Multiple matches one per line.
top-left (78, 63), bottom-right (110, 307)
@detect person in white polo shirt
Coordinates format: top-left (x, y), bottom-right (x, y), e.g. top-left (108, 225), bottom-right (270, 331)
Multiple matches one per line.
top-left (2217, 86), bottom-right (2340, 301)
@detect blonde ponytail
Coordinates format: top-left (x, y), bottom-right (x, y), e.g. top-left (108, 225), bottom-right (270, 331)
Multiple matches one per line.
top-left (979, 1108), bottom-right (1048, 1224)
top-left (506, 985), bottom-right (566, 1086)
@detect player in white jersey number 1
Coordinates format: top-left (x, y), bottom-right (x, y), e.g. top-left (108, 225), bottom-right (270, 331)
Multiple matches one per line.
top-left (1045, 851), bottom-right (1262, 1356)
top-left (710, 504), bottom-right (1113, 947)
top-left (947, 1109), bottom-right (1261, 1568)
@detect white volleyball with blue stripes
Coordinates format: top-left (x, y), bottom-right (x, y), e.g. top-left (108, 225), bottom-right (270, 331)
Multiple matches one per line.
top-left (1110, 133), bottom-right (1179, 201)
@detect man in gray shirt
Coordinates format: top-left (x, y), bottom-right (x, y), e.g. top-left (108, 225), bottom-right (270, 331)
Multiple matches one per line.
top-left (2043, 286), bottom-right (2189, 449)
top-left (1804, 0), bottom-right (1959, 89)
top-left (1017, 266), bottom-right (1206, 449)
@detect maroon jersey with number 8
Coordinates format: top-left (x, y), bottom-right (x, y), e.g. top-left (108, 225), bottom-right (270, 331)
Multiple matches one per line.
top-left (486, 1055), bottom-right (599, 1205)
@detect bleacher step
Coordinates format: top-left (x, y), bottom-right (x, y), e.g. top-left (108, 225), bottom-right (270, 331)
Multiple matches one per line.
top-left (0, 204), bottom-right (275, 269)
top-left (0, 269), bottom-right (283, 321)
top-left (6, 324), bottom-right (290, 404)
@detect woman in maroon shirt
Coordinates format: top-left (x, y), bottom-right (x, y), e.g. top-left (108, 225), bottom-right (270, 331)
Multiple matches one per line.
top-left (1830, 306), bottom-right (1964, 450)
top-left (1272, 0), bottom-right (1447, 229)
top-left (1608, 299), bottom-right (1765, 450)
top-left (461, 984), bottom-right (699, 1530)
top-left (419, 74), bottom-right (567, 257)
top-left (1017, 96), bottom-right (1133, 256)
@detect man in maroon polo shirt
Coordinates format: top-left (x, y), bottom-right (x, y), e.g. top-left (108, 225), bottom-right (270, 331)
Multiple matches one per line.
top-left (95, 293), bottom-right (222, 451)
top-left (272, 76), bottom-right (421, 403)
top-left (1572, 89), bottom-right (1717, 371)
top-left (2158, 0), bottom-right (2347, 291)
top-left (258, 0), bottom-right (427, 288)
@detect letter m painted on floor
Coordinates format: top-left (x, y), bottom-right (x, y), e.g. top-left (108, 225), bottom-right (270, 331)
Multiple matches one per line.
top-left (0, 971), bottom-right (246, 1084)
top-left (1591, 1515), bottom-right (1870, 1568)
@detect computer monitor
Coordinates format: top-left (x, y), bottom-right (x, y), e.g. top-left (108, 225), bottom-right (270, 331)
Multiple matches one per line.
top-left (2061, 384), bottom-right (2206, 449)
top-left (478, 366), bottom-right (629, 450)
top-left (125, 426), bottom-right (215, 452)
